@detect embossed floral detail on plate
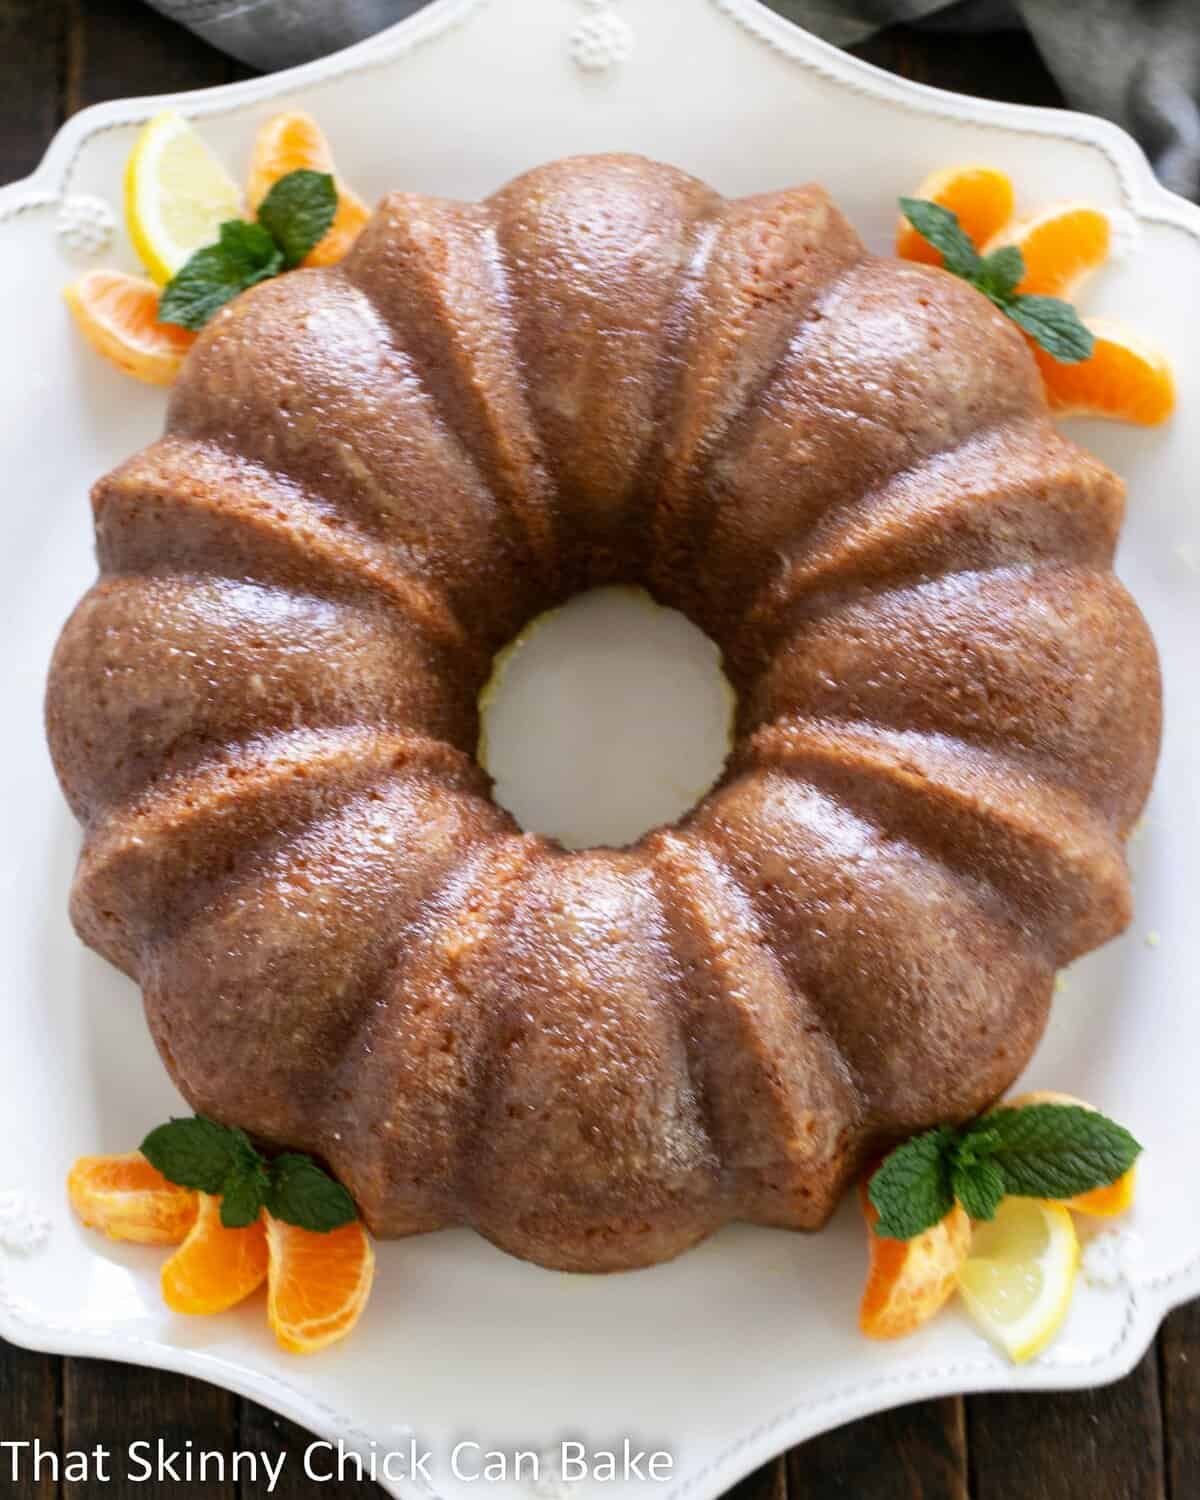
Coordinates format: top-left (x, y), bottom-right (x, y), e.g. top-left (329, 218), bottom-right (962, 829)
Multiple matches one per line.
top-left (1082, 1229), bottom-right (1145, 1289)
top-left (568, 9), bottom-right (635, 72)
top-left (528, 1446), bottom-right (581, 1500)
top-left (56, 194), bottom-right (117, 257)
top-left (0, 1191), bottom-right (52, 1256)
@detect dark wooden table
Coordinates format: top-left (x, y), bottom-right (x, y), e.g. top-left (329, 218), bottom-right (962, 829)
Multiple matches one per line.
top-left (2, 3), bottom-right (1196, 1495)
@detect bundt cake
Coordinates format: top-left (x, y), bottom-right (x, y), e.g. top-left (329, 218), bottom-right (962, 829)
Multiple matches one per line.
top-left (46, 154), bottom-right (1161, 1273)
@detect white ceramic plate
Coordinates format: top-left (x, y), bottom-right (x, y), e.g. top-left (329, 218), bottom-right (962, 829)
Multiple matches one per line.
top-left (2, 2), bottom-right (1199, 1496)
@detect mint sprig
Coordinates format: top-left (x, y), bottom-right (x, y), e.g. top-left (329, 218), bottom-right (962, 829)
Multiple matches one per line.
top-left (899, 196), bottom-right (985, 280)
top-left (266, 1154), bottom-right (362, 1233)
top-left (158, 168), bottom-right (337, 331)
top-left (971, 1105), bottom-right (1140, 1199)
top-left (141, 1116), bottom-right (357, 1233)
top-left (898, 196), bottom-right (1094, 364)
top-left (868, 1128), bottom-right (956, 1241)
top-left (158, 221), bottom-right (282, 331)
top-left (140, 1116), bottom-right (256, 1196)
top-left (869, 1103), bottom-right (1141, 1240)
top-left (1003, 296), bottom-right (1095, 362)
top-left (255, 169), bottom-right (338, 270)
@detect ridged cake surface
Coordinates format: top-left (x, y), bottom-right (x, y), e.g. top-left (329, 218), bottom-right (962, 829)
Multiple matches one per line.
top-left (47, 156), bottom-right (1161, 1272)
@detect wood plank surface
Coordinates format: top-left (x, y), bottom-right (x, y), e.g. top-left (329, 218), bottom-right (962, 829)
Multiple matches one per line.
top-left (0, 0), bottom-right (64, 181)
top-left (236, 1403), bottom-right (376, 1500)
top-left (0, 1340), bottom-right (60, 1499)
top-left (851, 25), bottom-right (1065, 107)
top-left (967, 1355), bottom-right (1165, 1500)
top-left (1161, 1299), bottom-right (1200, 1499)
top-left (789, 1397), bottom-right (968, 1500)
top-left (63, 1358), bottom-right (238, 1500)
top-left (726, 1456), bottom-right (788, 1500)
top-left (67, 0), bottom-right (234, 112)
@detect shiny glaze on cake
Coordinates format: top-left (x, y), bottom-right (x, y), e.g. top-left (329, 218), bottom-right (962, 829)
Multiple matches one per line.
top-left (46, 156), bottom-right (1161, 1271)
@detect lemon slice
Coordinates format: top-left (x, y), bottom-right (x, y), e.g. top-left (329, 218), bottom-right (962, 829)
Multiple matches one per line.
top-left (125, 111), bottom-right (242, 285)
top-left (957, 1198), bottom-right (1079, 1364)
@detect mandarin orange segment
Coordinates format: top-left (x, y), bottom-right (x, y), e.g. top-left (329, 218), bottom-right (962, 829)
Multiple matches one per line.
top-left (161, 1193), bottom-right (269, 1315)
top-left (1005, 1090), bottom-right (1139, 1216)
top-left (1067, 1173), bottom-right (1138, 1218)
top-left (1032, 318), bottom-right (1175, 426)
top-left (895, 165), bottom-right (1015, 263)
top-left (246, 111), bottom-right (371, 267)
top-left (266, 1214), bottom-right (375, 1355)
top-left (985, 202), bottom-right (1110, 298)
top-left (68, 1151), bottom-right (198, 1245)
top-left (858, 1181), bottom-right (972, 1340)
top-left (64, 270), bottom-right (195, 386)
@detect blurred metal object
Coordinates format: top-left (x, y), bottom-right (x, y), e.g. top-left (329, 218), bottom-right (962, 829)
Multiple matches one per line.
top-left (143, 0), bottom-right (433, 72)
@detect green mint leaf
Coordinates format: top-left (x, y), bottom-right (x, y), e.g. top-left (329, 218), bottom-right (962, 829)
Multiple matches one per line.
top-left (954, 1127), bottom-right (1002, 1170)
top-left (255, 169), bottom-right (337, 270)
top-left (266, 1154), bottom-right (357, 1233)
top-left (964, 1104), bottom-right (1141, 1200)
top-left (206, 219), bottom-right (284, 283)
top-left (141, 1116), bottom-right (248, 1195)
top-left (868, 1127), bottom-right (957, 1240)
top-left (219, 1159), bottom-right (269, 1229)
top-left (158, 219), bottom-right (284, 330)
top-left (141, 1114), bottom-right (359, 1231)
top-left (898, 197), bottom-right (982, 279)
top-left (899, 196), bottom-right (1095, 367)
top-left (975, 244), bottom-right (1025, 301)
top-left (1005, 295), bottom-right (1095, 363)
top-left (951, 1157), bottom-right (1006, 1221)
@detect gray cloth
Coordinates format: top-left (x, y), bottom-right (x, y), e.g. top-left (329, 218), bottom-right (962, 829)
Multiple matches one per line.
top-left (147, 0), bottom-right (1200, 199)
top-left (146, 0), bottom-right (429, 71)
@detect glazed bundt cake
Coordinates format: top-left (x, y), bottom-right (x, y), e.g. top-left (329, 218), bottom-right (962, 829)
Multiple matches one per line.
top-left (47, 155), bottom-right (1161, 1272)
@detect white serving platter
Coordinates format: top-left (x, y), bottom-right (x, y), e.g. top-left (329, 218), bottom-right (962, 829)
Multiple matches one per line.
top-left (1, 2), bottom-right (1198, 1497)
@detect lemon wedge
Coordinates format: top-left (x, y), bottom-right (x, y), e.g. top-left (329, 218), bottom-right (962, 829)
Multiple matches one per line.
top-left (125, 111), bottom-right (242, 285)
top-left (957, 1198), bottom-right (1079, 1364)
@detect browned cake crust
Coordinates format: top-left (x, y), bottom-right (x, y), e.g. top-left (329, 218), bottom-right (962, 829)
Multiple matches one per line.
top-left (45, 155), bottom-right (1162, 1272)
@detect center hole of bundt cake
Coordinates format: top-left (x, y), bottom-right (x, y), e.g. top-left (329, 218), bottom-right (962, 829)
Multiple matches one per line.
top-left (478, 586), bottom-right (735, 851)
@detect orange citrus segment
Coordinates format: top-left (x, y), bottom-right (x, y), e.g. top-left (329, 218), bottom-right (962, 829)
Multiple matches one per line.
top-left (246, 111), bottom-right (371, 267)
top-left (161, 1193), bottom-right (269, 1315)
top-left (1005, 1091), bottom-right (1138, 1216)
top-left (64, 270), bottom-right (195, 387)
top-left (1032, 317), bottom-right (1175, 426)
top-left (266, 1214), bottom-right (375, 1355)
top-left (1066, 1174), bottom-right (1138, 1217)
top-left (858, 1181), bottom-right (972, 1340)
top-left (985, 202), bottom-right (1110, 298)
top-left (896, 165), bottom-right (1015, 263)
top-left (67, 1151), bottom-right (198, 1246)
